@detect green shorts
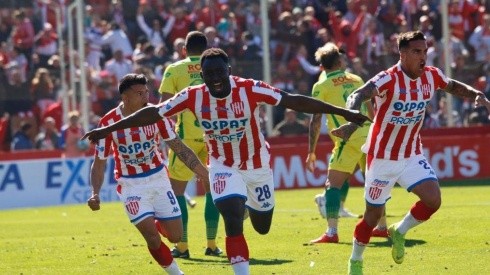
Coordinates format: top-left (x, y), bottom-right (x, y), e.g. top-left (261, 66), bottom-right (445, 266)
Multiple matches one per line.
top-left (167, 139), bottom-right (208, 181)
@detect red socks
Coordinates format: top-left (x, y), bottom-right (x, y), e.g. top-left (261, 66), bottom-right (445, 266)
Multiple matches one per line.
top-left (354, 219), bottom-right (375, 245)
top-left (148, 241), bottom-right (173, 267)
top-left (410, 200), bottom-right (438, 221)
top-left (226, 234), bottom-right (249, 264)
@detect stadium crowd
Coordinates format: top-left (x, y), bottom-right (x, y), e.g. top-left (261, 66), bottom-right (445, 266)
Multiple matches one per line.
top-left (1, 0), bottom-right (490, 153)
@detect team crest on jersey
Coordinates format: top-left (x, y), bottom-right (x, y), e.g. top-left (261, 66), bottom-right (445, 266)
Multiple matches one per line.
top-left (421, 84), bottom-right (431, 96)
top-left (230, 101), bottom-right (245, 117)
top-left (368, 186), bottom-right (382, 200)
top-left (142, 125), bottom-right (156, 136)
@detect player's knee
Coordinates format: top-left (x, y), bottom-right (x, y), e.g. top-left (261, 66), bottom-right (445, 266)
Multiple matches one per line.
top-left (166, 233), bottom-right (182, 244)
top-left (145, 232), bottom-right (163, 249)
top-left (254, 225), bottom-right (270, 235)
top-left (425, 196), bottom-right (441, 211)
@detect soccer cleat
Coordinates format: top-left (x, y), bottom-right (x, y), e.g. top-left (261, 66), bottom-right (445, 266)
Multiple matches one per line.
top-left (310, 233), bottom-right (339, 244)
top-left (371, 227), bottom-right (389, 238)
top-left (171, 248), bottom-right (190, 259)
top-left (339, 208), bottom-right (362, 218)
top-left (388, 223), bottom-right (405, 264)
top-left (155, 220), bottom-right (168, 238)
top-left (348, 259), bottom-right (363, 275)
top-left (204, 247), bottom-right (223, 256)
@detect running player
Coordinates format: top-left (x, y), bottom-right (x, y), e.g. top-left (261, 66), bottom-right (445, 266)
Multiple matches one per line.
top-left (330, 31), bottom-right (486, 274)
top-left (87, 74), bottom-right (209, 274)
top-left (82, 48), bottom-right (370, 275)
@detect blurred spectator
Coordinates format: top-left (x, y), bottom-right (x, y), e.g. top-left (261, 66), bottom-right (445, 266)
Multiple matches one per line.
top-left (271, 108), bottom-right (308, 137)
top-left (33, 22), bottom-right (57, 68)
top-left (10, 121), bottom-right (34, 151)
top-left (4, 68), bottom-right (32, 116)
top-left (35, 116), bottom-right (60, 150)
top-left (10, 9), bottom-right (35, 66)
top-left (104, 48), bottom-right (133, 81)
top-left (136, 4), bottom-right (172, 48)
top-left (0, 113), bottom-right (10, 151)
top-left (91, 70), bottom-right (119, 116)
top-left (31, 67), bottom-right (55, 117)
top-left (59, 110), bottom-right (87, 158)
top-left (100, 22), bottom-right (133, 59)
top-left (468, 13), bottom-right (490, 64)
top-left (5, 47), bottom-right (28, 84)
top-left (327, 5), bottom-right (366, 59)
top-left (422, 104), bottom-right (441, 129)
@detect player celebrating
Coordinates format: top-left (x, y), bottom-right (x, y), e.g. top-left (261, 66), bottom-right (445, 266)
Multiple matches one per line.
top-left (82, 48), bottom-right (370, 275)
top-left (329, 31), bottom-right (486, 274)
top-left (87, 74), bottom-right (209, 275)
top-left (307, 42), bottom-right (391, 244)
top-left (158, 31), bottom-right (222, 258)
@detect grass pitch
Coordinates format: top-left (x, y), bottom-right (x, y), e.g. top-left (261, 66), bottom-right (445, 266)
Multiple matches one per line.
top-left (1, 184), bottom-right (489, 274)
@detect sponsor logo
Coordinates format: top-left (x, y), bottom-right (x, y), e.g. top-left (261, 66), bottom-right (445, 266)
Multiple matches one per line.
top-left (372, 179), bottom-right (389, 187)
top-left (123, 150), bottom-right (156, 164)
top-left (389, 115), bottom-right (422, 125)
top-left (208, 130), bottom-right (245, 143)
top-left (369, 186), bottom-right (382, 200)
top-left (118, 140), bottom-right (156, 154)
top-left (262, 202), bottom-right (271, 209)
top-left (393, 100), bottom-right (430, 112)
top-left (172, 206), bottom-right (180, 213)
top-left (230, 255), bottom-right (247, 264)
top-left (201, 119), bottom-right (248, 130)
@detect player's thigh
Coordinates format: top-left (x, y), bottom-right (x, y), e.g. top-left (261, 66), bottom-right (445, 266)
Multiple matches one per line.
top-left (167, 140), bottom-right (207, 182)
top-left (152, 172), bottom-right (182, 221)
top-left (209, 163), bottom-right (247, 204)
top-left (134, 216), bottom-right (161, 247)
top-left (364, 157), bottom-right (403, 206)
top-left (328, 139), bottom-right (365, 184)
top-left (242, 167), bottom-right (275, 212)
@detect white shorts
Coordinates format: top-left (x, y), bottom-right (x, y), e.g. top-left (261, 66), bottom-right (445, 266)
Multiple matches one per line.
top-left (116, 167), bottom-right (181, 225)
top-left (364, 154), bottom-right (438, 205)
top-left (209, 161), bottom-right (275, 212)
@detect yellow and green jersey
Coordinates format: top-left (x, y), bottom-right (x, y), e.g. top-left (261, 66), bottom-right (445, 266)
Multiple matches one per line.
top-left (158, 56), bottom-right (204, 140)
top-left (311, 70), bottom-right (370, 142)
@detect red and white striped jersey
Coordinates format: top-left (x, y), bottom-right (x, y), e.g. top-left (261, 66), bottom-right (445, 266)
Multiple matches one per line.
top-left (158, 76), bottom-right (282, 170)
top-left (95, 104), bottom-right (176, 179)
top-left (362, 62), bottom-right (449, 160)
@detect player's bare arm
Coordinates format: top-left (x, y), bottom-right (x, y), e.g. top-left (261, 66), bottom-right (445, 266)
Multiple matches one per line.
top-left (88, 157), bottom-right (106, 211)
top-left (331, 82), bottom-right (377, 140)
top-left (306, 113), bottom-right (322, 172)
top-left (475, 94), bottom-right (490, 112)
top-left (278, 91), bottom-right (371, 126)
top-left (82, 105), bottom-right (162, 143)
top-left (443, 79), bottom-right (484, 100)
top-left (166, 138), bottom-right (209, 180)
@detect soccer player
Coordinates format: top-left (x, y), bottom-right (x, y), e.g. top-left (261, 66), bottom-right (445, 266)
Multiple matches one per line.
top-left (306, 42), bottom-right (389, 244)
top-left (329, 31), bottom-right (486, 275)
top-left (158, 31), bottom-right (222, 258)
top-left (87, 74), bottom-right (209, 275)
top-left (82, 48), bottom-right (370, 275)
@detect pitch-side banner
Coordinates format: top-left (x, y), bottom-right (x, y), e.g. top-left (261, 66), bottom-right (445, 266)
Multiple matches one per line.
top-left (271, 134), bottom-right (490, 189)
top-left (1, 133), bottom-right (489, 209)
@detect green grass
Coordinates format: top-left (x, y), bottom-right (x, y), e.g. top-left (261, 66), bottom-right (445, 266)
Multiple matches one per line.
top-left (1, 185), bottom-right (489, 274)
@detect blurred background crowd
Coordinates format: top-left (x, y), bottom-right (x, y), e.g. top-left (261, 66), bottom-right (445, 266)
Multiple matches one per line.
top-left (1, 0), bottom-right (490, 154)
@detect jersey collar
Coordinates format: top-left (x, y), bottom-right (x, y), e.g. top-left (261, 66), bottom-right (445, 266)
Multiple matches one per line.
top-left (325, 69), bottom-right (344, 79)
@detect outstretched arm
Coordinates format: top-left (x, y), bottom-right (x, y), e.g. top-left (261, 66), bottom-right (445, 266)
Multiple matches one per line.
top-left (331, 82), bottom-right (377, 140)
top-left (166, 137), bottom-right (209, 181)
top-left (82, 105), bottom-right (162, 143)
top-left (306, 113), bottom-right (322, 172)
top-left (443, 79), bottom-right (484, 100)
top-left (278, 91), bottom-right (371, 126)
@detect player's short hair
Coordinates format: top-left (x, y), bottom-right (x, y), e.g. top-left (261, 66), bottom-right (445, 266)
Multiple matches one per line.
top-left (315, 42), bottom-right (343, 70)
top-left (185, 31), bottom-right (208, 54)
top-left (200, 48), bottom-right (229, 66)
top-left (398, 31), bottom-right (426, 50)
top-left (118, 73), bottom-right (148, 94)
